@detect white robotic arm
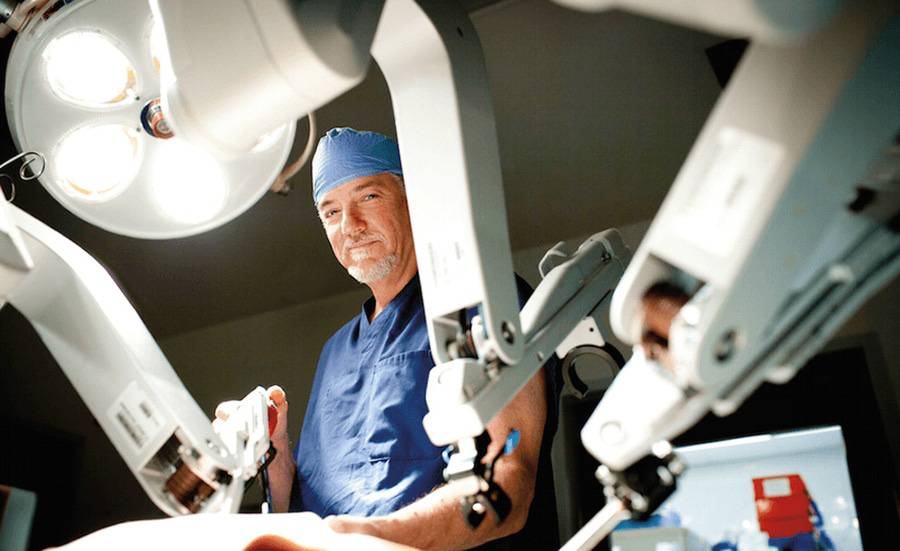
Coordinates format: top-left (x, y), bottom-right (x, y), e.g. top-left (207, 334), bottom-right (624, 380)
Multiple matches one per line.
top-left (0, 180), bottom-right (274, 516)
top-left (423, 229), bottom-right (630, 525)
top-left (557, 0), bottom-right (900, 547)
top-left (595, 0), bottom-right (900, 468)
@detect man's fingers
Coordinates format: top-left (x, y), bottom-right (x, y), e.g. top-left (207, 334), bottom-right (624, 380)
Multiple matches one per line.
top-left (267, 385), bottom-right (288, 408)
top-left (214, 400), bottom-right (240, 421)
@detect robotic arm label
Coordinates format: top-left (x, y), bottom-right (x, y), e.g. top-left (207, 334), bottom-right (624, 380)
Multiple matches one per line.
top-left (673, 126), bottom-right (785, 259)
top-left (107, 382), bottom-right (167, 454)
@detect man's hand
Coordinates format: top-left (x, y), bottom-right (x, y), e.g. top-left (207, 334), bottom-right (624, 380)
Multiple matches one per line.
top-left (215, 385), bottom-right (296, 513)
top-left (214, 385), bottom-right (291, 443)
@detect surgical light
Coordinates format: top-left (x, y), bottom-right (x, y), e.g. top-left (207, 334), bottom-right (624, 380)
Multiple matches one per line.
top-left (43, 31), bottom-right (137, 108)
top-left (54, 123), bottom-right (140, 200)
top-left (4, 0), bottom-right (295, 238)
top-left (151, 139), bottom-right (228, 225)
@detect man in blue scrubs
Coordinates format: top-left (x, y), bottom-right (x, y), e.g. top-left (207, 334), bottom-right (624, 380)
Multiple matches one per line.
top-left (265, 127), bottom-right (560, 550)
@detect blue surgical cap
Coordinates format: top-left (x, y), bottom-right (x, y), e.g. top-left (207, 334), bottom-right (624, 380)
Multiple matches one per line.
top-left (311, 127), bottom-right (403, 204)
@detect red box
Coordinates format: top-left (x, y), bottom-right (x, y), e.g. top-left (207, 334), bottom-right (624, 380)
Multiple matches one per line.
top-left (753, 474), bottom-right (813, 539)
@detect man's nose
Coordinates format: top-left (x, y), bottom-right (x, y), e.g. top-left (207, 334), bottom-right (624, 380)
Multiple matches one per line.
top-left (340, 207), bottom-right (366, 235)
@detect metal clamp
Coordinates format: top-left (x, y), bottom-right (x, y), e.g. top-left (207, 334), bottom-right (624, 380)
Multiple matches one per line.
top-left (561, 446), bottom-right (685, 551)
top-left (595, 447), bottom-right (684, 519)
top-left (0, 151), bottom-right (46, 202)
top-left (443, 429), bottom-right (520, 529)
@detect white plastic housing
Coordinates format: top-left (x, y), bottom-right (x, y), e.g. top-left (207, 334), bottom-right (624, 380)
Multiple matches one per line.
top-left (373, 0), bottom-right (524, 365)
top-left (3, 204), bottom-right (240, 515)
top-left (151, 0), bottom-right (383, 158)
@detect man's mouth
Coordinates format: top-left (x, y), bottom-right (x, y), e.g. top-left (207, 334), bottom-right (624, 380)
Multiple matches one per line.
top-left (344, 238), bottom-right (383, 263)
top-left (345, 238), bottom-right (381, 252)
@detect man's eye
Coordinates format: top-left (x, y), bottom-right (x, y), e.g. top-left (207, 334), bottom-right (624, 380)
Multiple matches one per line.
top-left (322, 209), bottom-right (337, 220)
top-left (362, 193), bottom-right (379, 201)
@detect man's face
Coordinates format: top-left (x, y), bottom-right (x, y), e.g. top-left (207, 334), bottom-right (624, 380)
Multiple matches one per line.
top-left (317, 173), bottom-right (413, 284)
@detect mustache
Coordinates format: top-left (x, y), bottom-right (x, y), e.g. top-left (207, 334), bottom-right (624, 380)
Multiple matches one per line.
top-left (343, 233), bottom-right (385, 254)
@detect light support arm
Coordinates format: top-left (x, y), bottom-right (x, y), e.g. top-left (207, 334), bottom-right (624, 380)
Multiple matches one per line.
top-left (0, 203), bottom-right (271, 516)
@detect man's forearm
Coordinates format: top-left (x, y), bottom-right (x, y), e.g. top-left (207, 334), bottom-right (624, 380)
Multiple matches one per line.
top-left (378, 484), bottom-right (522, 550)
top-left (370, 369), bottom-right (549, 549)
top-left (336, 461), bottom-right (534, 551)
top-left (328, 369), bottom-right (548, 549)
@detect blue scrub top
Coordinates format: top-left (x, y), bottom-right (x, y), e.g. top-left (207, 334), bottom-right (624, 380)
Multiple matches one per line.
top-left (294, 275), bottom-right (441, 516)
top-left (293, 274), bottom-right (560, 548)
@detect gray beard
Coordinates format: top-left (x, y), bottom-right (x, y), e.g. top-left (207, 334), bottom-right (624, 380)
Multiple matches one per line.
top-left (348, 253), bottom-right (399, 284)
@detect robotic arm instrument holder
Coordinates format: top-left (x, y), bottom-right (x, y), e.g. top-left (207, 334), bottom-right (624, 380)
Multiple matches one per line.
top-left (355, 3), bottom-right (549, 518)
top-left (423, 229), bottom-right (630, 447)
top-left (595, 0), bottom-right (900, 472)
top-left (0, 204), bottom-right (272, 516)
top-left (422, 228), bottom-right (630, 525)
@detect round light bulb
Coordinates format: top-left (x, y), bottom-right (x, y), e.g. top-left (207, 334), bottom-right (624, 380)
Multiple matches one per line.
top-left (54, 123), bottom-right (140, 200)
top-left (43, 31), bottom-right (137, 107)
top-left (152, 139), bottom-right (229, 225)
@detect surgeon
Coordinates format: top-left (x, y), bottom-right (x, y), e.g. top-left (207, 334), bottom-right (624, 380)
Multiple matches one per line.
top-left (263, 127), bottom-right (561, 550)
